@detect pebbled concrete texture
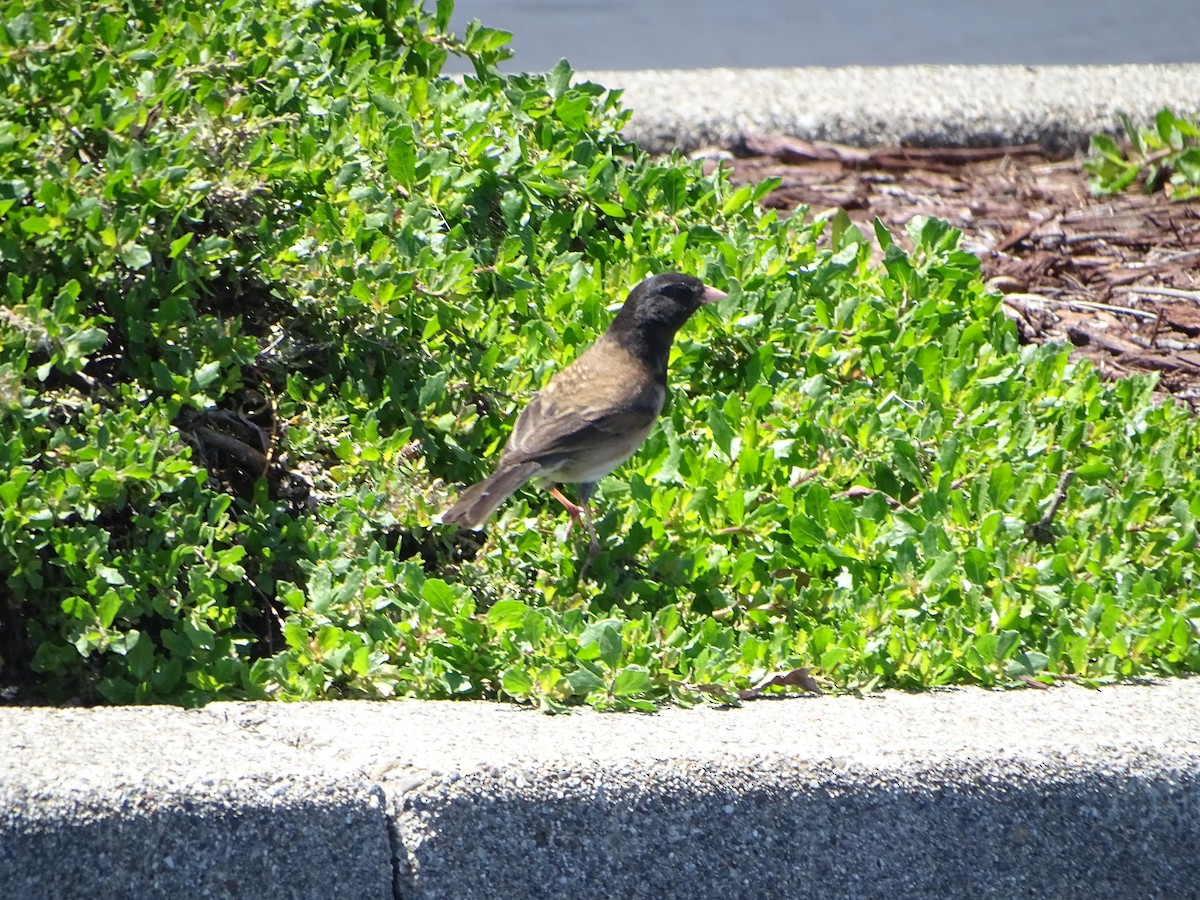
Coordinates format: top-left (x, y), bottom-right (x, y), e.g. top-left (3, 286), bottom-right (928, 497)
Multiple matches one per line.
top-left (4, 680), bottom-right (1198, 898)
top-left (248, 683), bottom-right (1200, 899)
top-left (576, 64), bottom-right (1200, 153)
top-left (0, 707), bottom-right (394, 900)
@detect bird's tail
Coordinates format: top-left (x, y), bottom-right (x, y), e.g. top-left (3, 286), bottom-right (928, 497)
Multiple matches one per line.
top-left (441, 460), bottom-right (542, 529)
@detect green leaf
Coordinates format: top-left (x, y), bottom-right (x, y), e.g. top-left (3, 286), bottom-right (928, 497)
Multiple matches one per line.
top-left (0, 179), bottom-right (29, 201)
top-left (708, 401), bottom-right (733, 458)
top-left (168, 233), bottom-right (194, 258)
top-left (921, 550), bottom-right (958, 592)
top-left (1119, 112), bottom-right (1144, 157)
top-left (1090, 133), bottom-right (1126, 165)
top-left (435, 0), bottom-right (454, 31)
top-left (829, 208), bottom-right (853, 250)
top-left (595, 201), bottom-right (625, 218)
top-left (387, 126), bottom-right (417, 187)
top-left (611, 665), bottom-right (651, 697)
top-left (20, 215), bottom-right (51, 234)
top-left (193, 360), bottom-right (221, 389)
top-left (891, 439), bottom-right (923, 487)
top-left (566, 666), bottom-right (606, 695)
top-left (487, 599), bottom-right (530, 632)
top-left (97, 591), bottom-right (124, 628)
top-left (872, 216), bottom-right (894, 249)
top-left (1175, 147), bottom-right (1200, 183)
top-left (660, 169), bottom-right (686, 211)
top-left (501, 667), bottom-right (534, 698)
top-left (580, 619), bottom-right (623, 669)
top-left (547, 58), bottom-right (572, 98)
top-left (554, 94), bottom-right (591, 130)
top-left (419, 371), bottom-right (448, 407)
top-left (464, 23), bottom-right (512, 55)
top-left (69, 327), bottom-right (108, 355)
top-left (1075, 461), bottom-right (1113, 482)
top-left (598, 625), bottom-right (622, 669)
top-left (421, 578), bottom-right (461, 615)
top-left (121, 243), bottom-right (152, 269)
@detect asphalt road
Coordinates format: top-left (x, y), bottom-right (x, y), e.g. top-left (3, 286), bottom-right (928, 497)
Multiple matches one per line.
top-left (447, 0), bottom-right (1200, 73)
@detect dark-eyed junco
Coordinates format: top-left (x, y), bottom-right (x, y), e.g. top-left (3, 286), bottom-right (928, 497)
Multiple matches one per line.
top-left (443, 272), bottom-right (726, 556)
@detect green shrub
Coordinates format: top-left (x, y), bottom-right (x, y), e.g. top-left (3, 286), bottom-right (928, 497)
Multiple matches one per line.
top-left (2, 0), bottom-right (1198, 707)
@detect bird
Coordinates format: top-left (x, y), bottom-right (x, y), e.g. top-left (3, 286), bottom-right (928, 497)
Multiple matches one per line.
top-left (442, 272), bottom-right (726, 558)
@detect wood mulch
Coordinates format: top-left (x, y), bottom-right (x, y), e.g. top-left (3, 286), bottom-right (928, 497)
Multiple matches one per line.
top-left (719, 135), bottom-right (1200, 411)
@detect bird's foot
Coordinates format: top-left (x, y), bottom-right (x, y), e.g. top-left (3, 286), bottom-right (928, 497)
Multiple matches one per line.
top-left (550, 486), bottom-right (601, 575)
top-left (549, 486), bottom-right (585, 534)
top-left (548, 487), bottom-right (584, 516)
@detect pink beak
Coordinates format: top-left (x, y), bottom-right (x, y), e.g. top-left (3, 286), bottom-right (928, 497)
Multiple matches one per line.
top-left (700, 285), bottom-right (728, 304)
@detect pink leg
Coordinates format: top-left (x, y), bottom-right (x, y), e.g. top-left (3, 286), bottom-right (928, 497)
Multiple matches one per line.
top-left (548, 486), bottom-right (585, 534)
top-left (548, 486), bottom-right (600, 560)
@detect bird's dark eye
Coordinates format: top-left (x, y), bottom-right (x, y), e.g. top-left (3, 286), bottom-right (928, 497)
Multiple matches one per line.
top-left (661, 283), bottom-right (695, 304)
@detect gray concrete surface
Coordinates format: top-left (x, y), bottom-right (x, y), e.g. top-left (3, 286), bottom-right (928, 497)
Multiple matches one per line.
top-left (576, 64), bottom-right (1200, 152)
top-left (4, 681), bottom-right (1199, 898)
top-left (0, 707), bottom-right (394, 899)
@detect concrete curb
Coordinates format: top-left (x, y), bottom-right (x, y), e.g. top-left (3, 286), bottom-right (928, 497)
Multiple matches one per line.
top-left (4, 681), bottom-right (1200, 898)
top-left (0, 706), bottom-right (395, 898)
top-left (5, 66), bottom-right (1200, 899)
top-left (577, 64), bottom-right (1200, 152)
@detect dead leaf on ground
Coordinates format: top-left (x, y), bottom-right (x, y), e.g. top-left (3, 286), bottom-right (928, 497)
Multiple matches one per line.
top-left (739, 667), bottom-right (824, 699)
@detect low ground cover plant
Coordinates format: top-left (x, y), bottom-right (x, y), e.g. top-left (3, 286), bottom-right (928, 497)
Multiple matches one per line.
top-left (1, 0), bottom-right (1197, 708)
top-left (1085, 108), bottom-right (1200, 199)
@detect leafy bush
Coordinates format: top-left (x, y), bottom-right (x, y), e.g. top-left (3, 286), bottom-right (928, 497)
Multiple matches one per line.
top-left (2, 0), bottom-right (1198, 708)
top-left (1085, 109), bottom-right (1200, 199)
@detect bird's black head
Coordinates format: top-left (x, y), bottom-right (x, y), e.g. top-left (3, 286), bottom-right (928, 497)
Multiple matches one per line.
top-left (611, 272), bottom-right (727, 335)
